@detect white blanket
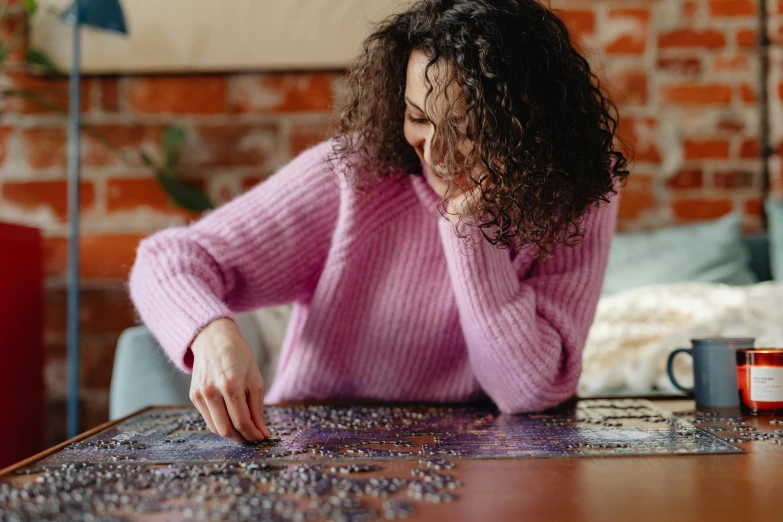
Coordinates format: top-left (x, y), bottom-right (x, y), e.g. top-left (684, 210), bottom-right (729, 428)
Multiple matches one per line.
top-left (578, 282), bottom-right (783, 395)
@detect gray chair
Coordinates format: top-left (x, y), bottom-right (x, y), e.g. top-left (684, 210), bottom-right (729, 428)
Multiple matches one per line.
top-left (110, 326), bottom-right (192, 417)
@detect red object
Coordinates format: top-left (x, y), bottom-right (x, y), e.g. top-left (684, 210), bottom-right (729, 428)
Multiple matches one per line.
top-left (0, 222), bottom-right (44, 468)
top-left (736, 348), bottom-right (783, 416)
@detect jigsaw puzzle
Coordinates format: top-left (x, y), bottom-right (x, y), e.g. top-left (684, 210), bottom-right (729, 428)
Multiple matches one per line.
top-left (6, 399), bottom-right (772, 522)
top-left (35, 399), bottom-right (741, 465)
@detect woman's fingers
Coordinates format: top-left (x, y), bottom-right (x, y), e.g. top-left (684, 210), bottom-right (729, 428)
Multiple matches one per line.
top-left (223, 385), bottom-right (266, 442)
top-left (247, 373), bottom-right (272, 439)
top-left (191, 392), bottom-right (217, 435)
top-left (203, 386), bottom-right (245, 444)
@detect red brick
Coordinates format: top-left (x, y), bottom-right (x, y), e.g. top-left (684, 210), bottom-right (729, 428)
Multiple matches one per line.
top-left (290, 122), bottom-right (335, 156)
top-left (717, 118), bottom-right (745, 133)
top-left (106, 178), bottom-right (203, 218)
top-left (83, 125), bottom-right (163, 167)
top-left (232, 73), bottom-right (336, 114)
top-left (658, 29), bottom-right (726, 49)
top-left (740, 139), bottom-right (759, 159)
top-left (0, 126), bottom-right (14, 167)
top-left (44, 391), bottom-right (110, 436)
top-left (617, 117), bottom-right (661, 164)
top-left (99, 78), bottom-right (120, 112)
top-left (42, 236), bottom-right (68, 278)
top-left (618, 174), bottom-right (654, 220)
top-left (0, 11), bottom-right (26, 62)
top-left (683, 0), bottom-right (699, 18)
top-left (1, 181), bottom-right (95, 222)
top-left (44, 285), bottom-right (137, 337)
top-left (659, 84), bottom-right (732, 105)
top-left (736, 29), bottom-right (756, 48)
top-left (605, 9), bottom-right (650, 55)
top-left (81, 337), bottom-right (119, 391)
top-left (81, 391), bottom-right (110, 431)
top-left (128, 76), bottom-right (227, 115)
top-left (43, 233), bottom-right (147, 280)
top-left (82, 234), bottom-right (145, 280)
top-left (21, 127), bottom-right (67, 169)
top-left (45, 398), bottom-right (68, 446)
top-left (713, 55), bottom-right (750, 71)
top-left (672, 199), bottom-right (733, 221)
top-left (559, 9), bottom-right (596, 40)
top-left (745, 198), bottom-right (762, 217)
top-left (181, 124), bottom-right (279, 168)
top-left (45, 336), bottom-right (119, 391)
top-left (656, 58), bottom-right (702, 75)
top-left (683, 139), bottom-right (731, 160)
top-left (742, 84), bottom-right (757, 103)
top-left (5, 72), bottom-right (91, 114)
top-left (610, 69), bottom-right (648, 106)
top-left (666, 169), bottom-right (703, 189)
top-left (714, 171), bottom-right (755, 189)
top-left (708, 0), bottom-right (756, 17)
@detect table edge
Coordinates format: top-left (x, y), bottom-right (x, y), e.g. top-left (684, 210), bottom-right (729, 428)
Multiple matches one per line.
top-left (0, 406), bottom-right (155, 478)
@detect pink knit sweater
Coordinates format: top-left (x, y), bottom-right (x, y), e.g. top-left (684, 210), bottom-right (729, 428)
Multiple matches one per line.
top-left (129, 140), bottom-right (617, 413)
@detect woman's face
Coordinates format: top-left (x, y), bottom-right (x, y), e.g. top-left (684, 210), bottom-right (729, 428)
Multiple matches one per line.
top-left (404, 50), bottom-right (470, 199)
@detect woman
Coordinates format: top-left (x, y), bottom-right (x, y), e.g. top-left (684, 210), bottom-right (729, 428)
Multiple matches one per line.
top-left (129, 0), bottom-right (629, 443)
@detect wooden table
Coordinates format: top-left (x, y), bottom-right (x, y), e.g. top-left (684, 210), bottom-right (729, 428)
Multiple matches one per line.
top-left (2, 399), bottom-right (782, 522)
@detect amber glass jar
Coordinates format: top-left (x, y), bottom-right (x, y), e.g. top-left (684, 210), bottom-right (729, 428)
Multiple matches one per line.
top-left (736, 348), bottom-right (783, 415)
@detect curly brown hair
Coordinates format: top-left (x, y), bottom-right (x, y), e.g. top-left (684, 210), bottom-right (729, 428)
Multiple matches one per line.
top-left (330, 0), bottom-right (629, 257)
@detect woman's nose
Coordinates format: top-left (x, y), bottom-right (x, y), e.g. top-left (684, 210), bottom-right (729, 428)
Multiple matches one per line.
top-left (422, 125), bottom-right (435, 166)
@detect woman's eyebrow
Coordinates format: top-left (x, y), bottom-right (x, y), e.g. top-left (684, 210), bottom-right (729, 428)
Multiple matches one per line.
top-left (404, 97), bottom-right (426, 114)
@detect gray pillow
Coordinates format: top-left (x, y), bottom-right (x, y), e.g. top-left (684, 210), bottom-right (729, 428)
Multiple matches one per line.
top-left (766, 198), bottom-right (783, 280)
top-left (602, 212), bottom-right (757, 295)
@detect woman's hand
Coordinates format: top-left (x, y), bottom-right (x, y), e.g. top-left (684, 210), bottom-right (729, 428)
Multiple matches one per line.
top-left (189, 318), bottom-right (271, 443)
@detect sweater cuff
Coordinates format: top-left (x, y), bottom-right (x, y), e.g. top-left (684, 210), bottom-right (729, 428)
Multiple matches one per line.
top-left (129, 269), bottom-right (235, 372)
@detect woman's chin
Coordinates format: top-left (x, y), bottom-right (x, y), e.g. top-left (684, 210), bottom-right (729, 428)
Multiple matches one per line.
top-left (424, 174), bottom-right (450, 199)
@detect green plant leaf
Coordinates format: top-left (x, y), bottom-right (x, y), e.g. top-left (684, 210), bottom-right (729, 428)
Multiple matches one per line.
top-left (157, 175), bottom-right (214, 213)
top-left (26, 48), bottom-right (65, 77)
top-left (163, 126), bottom-right (187, 171)
top-left (21, 0), bottom-right (38, 15)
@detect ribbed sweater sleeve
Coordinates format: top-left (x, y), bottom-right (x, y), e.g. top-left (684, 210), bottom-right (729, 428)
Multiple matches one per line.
top-left (437, 197), bottom-right (618, 413)
top-left (128, 141), bottom-right (341, 371)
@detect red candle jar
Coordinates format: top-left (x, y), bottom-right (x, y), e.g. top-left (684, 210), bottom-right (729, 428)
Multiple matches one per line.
top-left (736, 348), bottom-right (783, 415)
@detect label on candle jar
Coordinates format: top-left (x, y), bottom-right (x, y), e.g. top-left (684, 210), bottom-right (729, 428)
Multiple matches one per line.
top-left (750, 367), bottom-right (783, 402)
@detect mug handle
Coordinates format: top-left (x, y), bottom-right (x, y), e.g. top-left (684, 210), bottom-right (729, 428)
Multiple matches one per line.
top-left (666, 348), bottom-right (695, 394)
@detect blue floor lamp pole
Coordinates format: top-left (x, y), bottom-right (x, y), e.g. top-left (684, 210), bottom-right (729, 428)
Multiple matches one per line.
top-left (62, 0), bottom-right (127, 439)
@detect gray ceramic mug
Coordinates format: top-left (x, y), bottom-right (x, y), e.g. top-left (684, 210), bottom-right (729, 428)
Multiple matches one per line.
top-left (666, 338), bottom-right (755, 407)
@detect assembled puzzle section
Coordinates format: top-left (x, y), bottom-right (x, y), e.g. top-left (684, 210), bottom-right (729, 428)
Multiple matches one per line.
top-left (36, 399), bottom-right (742, 465)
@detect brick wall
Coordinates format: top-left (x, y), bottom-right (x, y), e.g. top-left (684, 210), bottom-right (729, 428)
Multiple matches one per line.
top-left (555, 0), bottom-right (782, 229)
top-left (0, 0), bottom-right (779, 445)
